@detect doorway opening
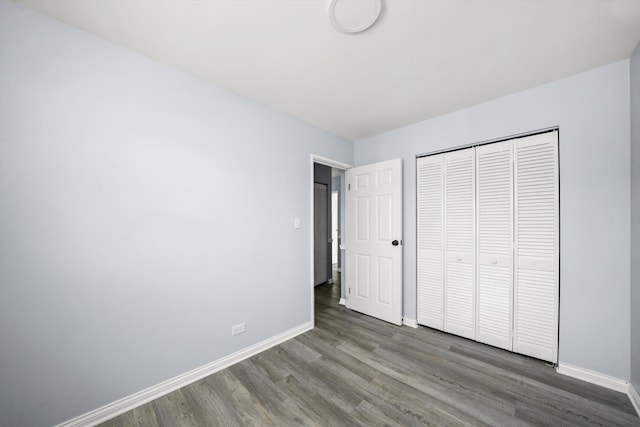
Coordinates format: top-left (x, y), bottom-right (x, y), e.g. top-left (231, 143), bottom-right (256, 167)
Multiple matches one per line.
top-left (310, 155), bottom-right (351, 327)
top-left (311, 155), bottom-right (404, 327)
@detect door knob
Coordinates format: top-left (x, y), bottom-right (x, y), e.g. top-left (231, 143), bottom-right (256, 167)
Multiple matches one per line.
top-left (392, 240), bottom-right (399, 246)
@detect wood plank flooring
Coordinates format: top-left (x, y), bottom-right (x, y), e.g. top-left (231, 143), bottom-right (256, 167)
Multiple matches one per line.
top-left (101, 278), bottom-right (639, 426)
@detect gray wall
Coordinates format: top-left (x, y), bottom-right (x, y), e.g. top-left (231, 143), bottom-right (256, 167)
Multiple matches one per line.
top-left (631, 42), bottom-right (640, 390)
top-left (0, 2), bottom-right (352, 426)
top-left (354, 60), bottom-right (631, 380)
top-left (314, 163), bottom-right (332, 284)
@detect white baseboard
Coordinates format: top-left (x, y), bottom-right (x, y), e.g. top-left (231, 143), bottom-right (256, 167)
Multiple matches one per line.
top-left (629, 383), bottom-right (640, 417)
top-left (339, 297), bottom-right (346, 306)
top-left (556, 363), bottom-right (628, 393)
top-left (402, 317), bottom-right (418, 328)
top-left (56, 321), bottom-right (313, 427)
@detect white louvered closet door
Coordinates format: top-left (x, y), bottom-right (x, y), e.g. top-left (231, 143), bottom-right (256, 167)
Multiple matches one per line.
top-left (475, 141), bottom-right (513, 351)
top-left (513, 131), bottom-right (559, 363)
top-left (416, 155), bottom-right (444, 329)
top-left (444, 148), bottom-right (476, 340)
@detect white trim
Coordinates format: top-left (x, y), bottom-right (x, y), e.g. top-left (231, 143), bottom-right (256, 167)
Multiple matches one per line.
top-left (403, 317), bottom-right (419, 328)
top-left (629, 383), bottom-right (640, 417)
top-left (556, 363), bottom-right (629, 393)
top-left (339, 297), bottom-right (346, 306)
top-left (56, 322), bottom-right (313, 427)
top-left (312, 154), bottom-right (352, 171)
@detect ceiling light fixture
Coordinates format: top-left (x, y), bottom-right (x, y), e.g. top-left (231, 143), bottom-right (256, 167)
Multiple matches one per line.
top-left (329, 0), bottom-right (382, 34)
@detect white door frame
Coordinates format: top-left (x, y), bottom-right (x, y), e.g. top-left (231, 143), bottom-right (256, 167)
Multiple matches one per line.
top-left (310, 154), bottom-right (353, 328)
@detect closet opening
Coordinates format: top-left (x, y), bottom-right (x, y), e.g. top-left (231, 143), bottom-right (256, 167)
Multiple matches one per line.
top-left (416, 128), bottom-right (559, 364)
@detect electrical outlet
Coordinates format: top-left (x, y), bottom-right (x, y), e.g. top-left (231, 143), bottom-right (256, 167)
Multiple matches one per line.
top-left (231, 322), bottom-right (246, 336)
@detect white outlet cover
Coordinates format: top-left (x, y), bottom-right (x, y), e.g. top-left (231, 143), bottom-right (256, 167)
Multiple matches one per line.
top-left (231, 323), bottom-right (246, 336)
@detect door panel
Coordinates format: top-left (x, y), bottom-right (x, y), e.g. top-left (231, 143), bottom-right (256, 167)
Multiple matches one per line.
top-left (377, 256), bottom-right (393, 304)
top-left (356, 197), bottom-right (370, 240)
top-left (513, 131), bottom-right (559, 363)
top-left (377, 194), bottom-right (392, 241)
top-left (356, 254), bottom-right (370, 298)
top-left (476, 141), bottom-right (513, 350)
top-left (417, 155), bottom-right (444, 329)
top-left (444, 148), bottom-right (476, 339)
top-left (347, 158), bottom-right (403, 325)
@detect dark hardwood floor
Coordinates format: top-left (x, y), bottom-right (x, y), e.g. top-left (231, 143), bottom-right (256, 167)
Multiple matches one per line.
top-left (101, 274), bottom-right (638, 426)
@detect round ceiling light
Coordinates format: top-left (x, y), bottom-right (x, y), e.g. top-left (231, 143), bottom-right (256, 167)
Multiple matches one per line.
top-left (329, 0), bottom-right (383, 34)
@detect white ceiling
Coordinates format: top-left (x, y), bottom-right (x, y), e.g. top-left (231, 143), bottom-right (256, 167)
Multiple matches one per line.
top-left (24, 0), bottom-right (640, 141)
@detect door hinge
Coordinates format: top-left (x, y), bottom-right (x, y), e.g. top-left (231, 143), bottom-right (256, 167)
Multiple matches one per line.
top-left (349, 287), bottom-right (351, 294)
top-left (348, 183), bottom-right (351, 190)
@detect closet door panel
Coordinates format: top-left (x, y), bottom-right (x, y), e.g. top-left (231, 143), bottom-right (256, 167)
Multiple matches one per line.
top-left (476, 141), bottom-right (513, 350)
top-left (444, 148), bottom-right (476, 339)
top-left (417, 155), bottom-right (444, 329)
top-left (514, 131), bottom-right (559, 363)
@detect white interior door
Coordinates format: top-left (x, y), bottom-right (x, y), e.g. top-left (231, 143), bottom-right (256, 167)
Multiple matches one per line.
top-left (346, 158), bottom-right (403, 325)
top-left (444, 148), bottom-right (476, 339)
top-left (513, 131), bottom-right (559, 363)
top-left (416, 154), bottom-right (444, 330)
top-left (475, 141), bottom-right (513, 350)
